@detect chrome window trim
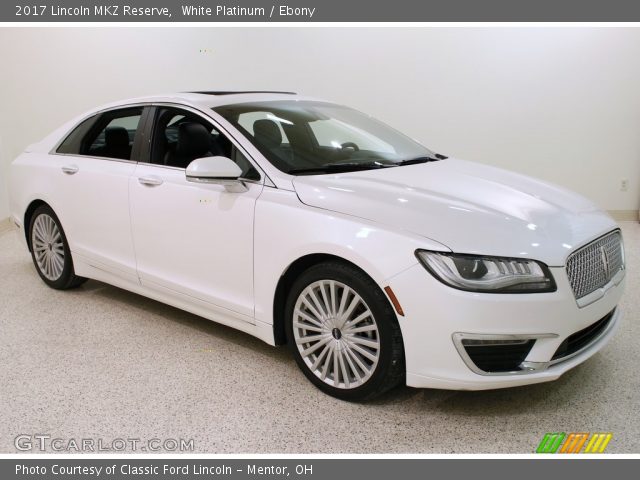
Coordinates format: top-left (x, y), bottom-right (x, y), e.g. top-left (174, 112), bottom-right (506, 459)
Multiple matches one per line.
top-left (452, 332), bottom-right (558, 376)
top-left (50, 152), bottom-right (139, 165)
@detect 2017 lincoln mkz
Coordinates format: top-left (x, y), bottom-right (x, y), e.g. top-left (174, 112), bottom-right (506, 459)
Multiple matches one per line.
top-left (9, 91), bottom-right (625, 400)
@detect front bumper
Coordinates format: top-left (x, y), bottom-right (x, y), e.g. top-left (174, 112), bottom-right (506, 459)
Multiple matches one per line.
top-left (388, 263), bottom-right (624, 390)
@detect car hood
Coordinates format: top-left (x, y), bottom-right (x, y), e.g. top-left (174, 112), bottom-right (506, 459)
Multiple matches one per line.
top-left (292, 158), bottom-right (618, 266)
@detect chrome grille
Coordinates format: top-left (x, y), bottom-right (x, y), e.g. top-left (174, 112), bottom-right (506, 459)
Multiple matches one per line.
top-left (566, 231), bottom-right (624, 300)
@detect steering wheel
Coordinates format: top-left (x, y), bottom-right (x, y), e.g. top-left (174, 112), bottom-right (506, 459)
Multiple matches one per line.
top-left (340, 142), bottom-right (360, 151)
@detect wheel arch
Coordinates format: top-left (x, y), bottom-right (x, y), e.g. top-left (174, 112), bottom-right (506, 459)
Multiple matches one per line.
top-left (272, 253), bottom-right (394, 346)
top-left (23, 199), bottom-right (50, 251)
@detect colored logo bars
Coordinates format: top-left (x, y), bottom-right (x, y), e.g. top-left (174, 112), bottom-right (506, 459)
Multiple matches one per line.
top-left (536, 433), bottom-right (612, 453)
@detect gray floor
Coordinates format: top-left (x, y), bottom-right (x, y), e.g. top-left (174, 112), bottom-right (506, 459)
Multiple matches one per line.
top-left (0, 222), bottom-right (638, 454)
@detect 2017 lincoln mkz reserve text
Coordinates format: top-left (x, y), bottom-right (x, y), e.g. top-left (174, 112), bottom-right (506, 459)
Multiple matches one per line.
top-left (9, 91), bottom-right (625, 400)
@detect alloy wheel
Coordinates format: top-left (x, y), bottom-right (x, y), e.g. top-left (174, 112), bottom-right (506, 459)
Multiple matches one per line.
top-left (292, 279), bottom-right (381, 389)
top-left (31, 213), bottom-right (65, 281)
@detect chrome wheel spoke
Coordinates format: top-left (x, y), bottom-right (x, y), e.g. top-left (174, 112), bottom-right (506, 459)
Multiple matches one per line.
top-left (332, 347), bottom-right (340, 387)
top-left (307, 287), bottom-right (328, 318)
top-left (300, 295), bottom-right (325, 324)
top-left (349, 343), bottom-right (378, 363)
top-left (310, 344), bottom-right (331, 371)
top-left (338, 350), bottom-right (350, 389)
top-left (319, 282), bottom-right (333, 317)
top-left (320, 344), bottom-right (333, 380)
top-left (294, 308), bottom-right (323, 328)
top-left (293, 321), bottom-right (323, 333)
top-left (342, 309), bottom-right (373, 330)
top-left (346, 335), bottom-right (380, 350)
top-left (341, 293), bottom-right (362, 322)
top-left (344, 347), bottom-right (367, 381)
top-left (300, 335), bottom-right (332, 358)
top-left (296, 333), bottom-right (329, 345)
top-left (293, 279), bottom-right (380, 390)
top-left (329, 281), bottom-right (337, 316)
top-left (344, 323), bottom-right (377, 334)
top-left (336, 286), bottom-right (349, 317)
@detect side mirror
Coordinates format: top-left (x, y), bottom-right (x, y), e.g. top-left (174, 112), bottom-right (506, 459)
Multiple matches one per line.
top-left (185, 156), bottom-right (248, 193)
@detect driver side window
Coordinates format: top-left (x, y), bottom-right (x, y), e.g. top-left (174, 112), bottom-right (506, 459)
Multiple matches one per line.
top-left (149, 107), bottom-right (260, 180)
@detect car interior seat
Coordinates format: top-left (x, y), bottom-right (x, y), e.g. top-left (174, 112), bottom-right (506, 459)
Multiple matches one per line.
top-left (102, 126), bottom-right (132, 160)
top-left (164, 122), bottom-right (214, 168)
top-left (252, 119), bottom-right (293, 169)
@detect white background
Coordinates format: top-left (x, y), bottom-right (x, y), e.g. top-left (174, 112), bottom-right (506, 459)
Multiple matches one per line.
top-left (0, 27), bottom-right (639, 219)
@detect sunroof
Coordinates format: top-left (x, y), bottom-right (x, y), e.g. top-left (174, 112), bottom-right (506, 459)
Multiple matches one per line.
top-left (189, 91), bottom-right (296, 96)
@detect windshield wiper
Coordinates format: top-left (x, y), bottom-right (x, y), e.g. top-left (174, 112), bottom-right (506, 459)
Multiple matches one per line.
top-left (288, 162), bottom-right (397, 175)
top-left (395, 155), bottom-right (446, 166)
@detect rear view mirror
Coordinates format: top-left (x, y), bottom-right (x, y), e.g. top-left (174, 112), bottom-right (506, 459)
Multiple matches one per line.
top-left (185, 156), bottom-right (247, 192)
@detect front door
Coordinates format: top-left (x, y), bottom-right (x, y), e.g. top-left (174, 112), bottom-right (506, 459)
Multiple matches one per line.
top-left (129, 106), bottom-right (263, 321)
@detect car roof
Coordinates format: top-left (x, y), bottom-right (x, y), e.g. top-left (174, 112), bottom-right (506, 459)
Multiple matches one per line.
top-left (91, 91), bottom-right (325, 113)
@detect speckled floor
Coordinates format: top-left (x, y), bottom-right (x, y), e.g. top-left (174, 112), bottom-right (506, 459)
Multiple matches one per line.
top-left (0, 222), bottom-right (638, 454)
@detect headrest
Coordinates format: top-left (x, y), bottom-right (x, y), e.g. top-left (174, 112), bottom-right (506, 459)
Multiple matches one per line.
top-left (176, 123), bottom-right (212, 158)
top-left (105, 127), bottom-right (130, 148)
top-left (253, 119), bottom-right (282, 149)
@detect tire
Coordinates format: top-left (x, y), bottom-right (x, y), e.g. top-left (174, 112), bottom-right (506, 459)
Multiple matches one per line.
top-left (285, 261), bottom-right (405, 401)
top-left (28, 205), bottom-right (87, 290)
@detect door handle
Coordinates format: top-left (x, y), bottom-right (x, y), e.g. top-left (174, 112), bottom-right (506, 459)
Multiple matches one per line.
top-left (61, 165), bottom-right (79, 175)
top-left (138, 175), bottom-right (163, 187)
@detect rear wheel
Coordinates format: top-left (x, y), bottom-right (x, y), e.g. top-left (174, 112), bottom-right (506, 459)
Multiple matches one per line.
top-left (285, 262), bottom-right (404, 401)
top-left (29, 205), bottom-right (87, 290)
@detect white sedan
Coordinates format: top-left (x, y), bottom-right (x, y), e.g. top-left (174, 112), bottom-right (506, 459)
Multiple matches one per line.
top-left (9, 92), bottom-right (625, 400)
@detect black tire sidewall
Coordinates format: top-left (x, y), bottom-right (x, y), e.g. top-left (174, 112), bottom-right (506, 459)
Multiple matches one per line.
top-left (285, 262), bottom-right (404, 401)
top-left (29, 205), bottom-right (77, 290)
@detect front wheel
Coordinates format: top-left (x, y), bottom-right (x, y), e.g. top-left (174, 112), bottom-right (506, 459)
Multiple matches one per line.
top-left (285, 262), bottom-right (405, 401)
top-left (29, 205), bottom-right (87, 290)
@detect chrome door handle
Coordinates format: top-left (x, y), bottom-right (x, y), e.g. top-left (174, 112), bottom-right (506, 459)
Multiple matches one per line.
top-left (138, 175), bottom-right (163, 187)
top-left (61, 165), bottom-right (79, 175)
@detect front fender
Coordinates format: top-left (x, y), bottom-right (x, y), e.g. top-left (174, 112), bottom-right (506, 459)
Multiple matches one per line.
top-left (253, 188), bottom-right (450, 325)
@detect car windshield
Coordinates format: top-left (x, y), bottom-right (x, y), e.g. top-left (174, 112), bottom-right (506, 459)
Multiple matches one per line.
top-left (213, 100), bottom-right (442, 175)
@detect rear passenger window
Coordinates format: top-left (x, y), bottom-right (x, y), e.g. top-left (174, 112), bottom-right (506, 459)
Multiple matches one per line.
top-left (57, 107), bottom-right (143, 161)
top-left (56, 115), bottom-right (99, 154)
top-left (83, 108), bottom-right (143, 160)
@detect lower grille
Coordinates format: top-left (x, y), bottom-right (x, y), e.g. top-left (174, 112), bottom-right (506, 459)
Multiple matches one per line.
top-left (552, 309), bottom-right (615, 361)
top-left (461, 339), bottom-right (535, 373)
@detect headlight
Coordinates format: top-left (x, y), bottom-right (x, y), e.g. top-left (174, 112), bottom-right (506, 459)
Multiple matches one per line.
top-left (415, 250), bottom-right (556, 293)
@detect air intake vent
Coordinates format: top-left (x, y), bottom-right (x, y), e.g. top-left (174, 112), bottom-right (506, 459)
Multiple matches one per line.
top-left (461, 339), bottom-right (536, 373)
top-left (552, 309), bottom-right (615, 361)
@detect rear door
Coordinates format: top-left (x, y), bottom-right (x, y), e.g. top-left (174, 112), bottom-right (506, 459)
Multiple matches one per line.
top-left (52, 106), bottom-right (149, 282)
